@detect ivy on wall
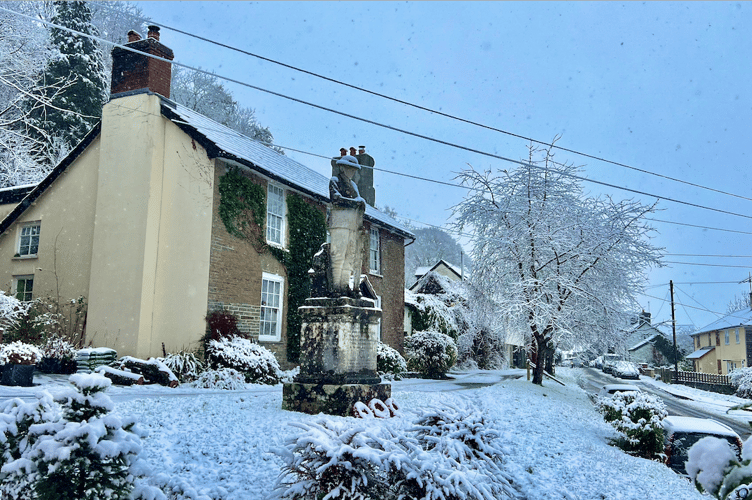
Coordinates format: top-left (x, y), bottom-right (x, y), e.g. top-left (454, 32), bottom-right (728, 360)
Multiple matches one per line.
top-left (269, 193), bottom-right (327, 362)
top-left (218, 167), bottom-right (265, 241)
top-left (218, 169), bottom-right (327, 363)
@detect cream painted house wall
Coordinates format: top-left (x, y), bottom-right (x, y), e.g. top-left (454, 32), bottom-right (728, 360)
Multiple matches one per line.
top-left (86, 94), bottom-right (214, 358)
top-left (0, 137), bottom-right (101, 303)
top-left (715, 327), bottom-right (747, 373)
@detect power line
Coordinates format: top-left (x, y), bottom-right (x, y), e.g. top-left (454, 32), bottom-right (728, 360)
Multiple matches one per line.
top-left (663, 261), bottom-right (752, 269)
top-left (646, 218), bottom-right (752, 236)
top-left (137, 12), bottom-right (752, 205)
top-left (6, 6), bottom-right (752, 224)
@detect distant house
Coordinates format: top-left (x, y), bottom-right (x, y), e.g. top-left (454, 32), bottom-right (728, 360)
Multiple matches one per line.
top-left (409, 259), bottom-right (464, 291)
top-left (0, 27), bottom-right (413, 366)
top-left (688, 306), bottom-right (752, 375)
top-left (622, 311), bottom-right (693, 367)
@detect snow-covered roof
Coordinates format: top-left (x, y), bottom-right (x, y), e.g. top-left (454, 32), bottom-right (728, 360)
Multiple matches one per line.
top-left (161, 97), bottom-right (413, 238)
top-left (662, 416), bottom-right (738, 437)
top-left (685, 346), bottom-right (715, 360)
top-left (694, 307), bottom-right (752, 335)
top-left (629, 334), bottom-right (662, 352)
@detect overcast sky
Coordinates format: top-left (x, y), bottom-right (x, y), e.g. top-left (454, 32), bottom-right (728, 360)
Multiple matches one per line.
top-left (137, 1), bottom-right (752, 332)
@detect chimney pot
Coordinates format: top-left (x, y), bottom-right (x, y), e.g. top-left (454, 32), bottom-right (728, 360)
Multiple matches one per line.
top-left (147, 25), bottom-right (160, 41)
top-left (127, 30), bottom-right (141, 43)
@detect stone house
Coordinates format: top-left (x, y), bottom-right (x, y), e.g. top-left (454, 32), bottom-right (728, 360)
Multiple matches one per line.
top-left (0, 28), bottom-right (413, 367)
top-left (688, 306), bottom-right (752, 375)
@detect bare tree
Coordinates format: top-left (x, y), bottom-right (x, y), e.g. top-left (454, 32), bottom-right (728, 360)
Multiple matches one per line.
top-left (452, 142), bottom-right (663, 384)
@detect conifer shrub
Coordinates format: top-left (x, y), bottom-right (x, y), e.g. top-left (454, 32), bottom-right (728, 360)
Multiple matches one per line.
top-left (205, 336), bottom-right (281, 385)
top-left (272, 402), bottom-right (522, 500)
top-left (0, 373), bottom-right (163, 500)
top-left (405, 330), bottom-right (457, 379)
top-left (597, 390), bottom-right (667, 459)
top-left (205, 310), bottom-right (243, 342)
top-left (377, 341), bottom-right (407, 380)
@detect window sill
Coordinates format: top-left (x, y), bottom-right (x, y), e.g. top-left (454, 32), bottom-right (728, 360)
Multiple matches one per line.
top-left (266, 242), bottom-right (288, 252)
top-left (258, 337), bottom-right (281, 343)
top-left (369, 271), bottom-right (383, 278)
top-left (12, 255), bottom-right (38, 260)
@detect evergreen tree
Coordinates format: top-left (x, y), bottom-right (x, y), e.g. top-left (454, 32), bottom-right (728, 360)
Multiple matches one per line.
top-left (25, 1), bottom-right (107, 162)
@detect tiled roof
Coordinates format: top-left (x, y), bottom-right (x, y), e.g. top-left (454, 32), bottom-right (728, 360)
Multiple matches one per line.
top-left (160, 97), bottom-right (413, 238)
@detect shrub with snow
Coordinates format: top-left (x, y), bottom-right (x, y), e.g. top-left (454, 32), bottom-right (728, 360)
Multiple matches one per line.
top-left (0, 373), bottom-right (165, 500)
top-left (458, 327), bottom-right (506, 370)
top-left (597, 390), bottom-right (667, 458)
top-left (191, 367), bottom-right (247, 390)
top-left (686, 436), bottom-right (742, 498)
top-left (377, 341), bottom-right (407, 380)
top-left (37, 335), bottom-right (78, 374)
top-left (405, 330), bottom-right (457, 379)
top-left (730, 367), bottom-right (752, 399)
top-left (0, 341), bottom-right (43, 365)
top-left (160, 350), bottom-right (205, 383)
top-left (272, 401), bottom-right (522, 500)
top-left (205, 336), bottom-right (281, 385)
top-left (0, 291), bottom-right (29, 326)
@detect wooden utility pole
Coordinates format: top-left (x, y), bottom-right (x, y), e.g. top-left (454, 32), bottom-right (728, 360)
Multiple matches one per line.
top-left (670, 280), bottom-right (678, 380)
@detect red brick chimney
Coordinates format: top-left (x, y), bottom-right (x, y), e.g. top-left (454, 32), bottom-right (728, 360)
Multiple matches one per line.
top-left (111, 25), bottom-right (174, 98)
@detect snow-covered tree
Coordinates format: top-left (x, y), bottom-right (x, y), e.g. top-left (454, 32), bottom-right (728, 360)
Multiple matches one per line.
top-left (171, 67), bottom-right (280, 152)
top-left (453, 143), bottom-right (663, 384)
top-left (0, 373), bottom-right (163, 500)
top-left (405, 227), bottom-right (471, 285)
top-left (726, 292), bottom-right (752, 314)
top-left (0, 2), bottom-right (63, 187)
top-left (23, 1), bottom-right (107, 164)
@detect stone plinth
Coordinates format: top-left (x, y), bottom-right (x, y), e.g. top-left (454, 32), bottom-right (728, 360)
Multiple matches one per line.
top-left (296, 297), bottom-right (381, 385)
top-left (283, 296), bottom-right (390, 415)
top-left (282, 381), bottom-right (391, 416)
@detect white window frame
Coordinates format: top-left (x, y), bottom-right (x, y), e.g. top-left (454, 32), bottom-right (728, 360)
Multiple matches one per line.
top-left (13, 275), bottom-right (34, 302)
top-left (736, 328), bottom-right (741, 344)
top-left (266, 183), bottom-right (286, 247)
top-left (259, 272), bottom-right (284, 342)
top-left (725, 331), bottom-right (730, 345)
top-left (17, 221), bottom-right (40, 257)
top-left (369, 227), bottom-right (381, 274)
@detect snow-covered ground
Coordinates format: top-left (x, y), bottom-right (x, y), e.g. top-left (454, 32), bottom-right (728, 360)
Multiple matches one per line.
top-left (1, 368), bottom-right (709, 499)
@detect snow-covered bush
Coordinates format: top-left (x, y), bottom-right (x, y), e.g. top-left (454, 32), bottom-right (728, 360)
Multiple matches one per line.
top-left (272, 420), bottom-right (397, 500)
top-left (686, 436), bottom-right (743, 499)
top-left (377, 341), bottom-right (407, 380)
top-left (730, 367), bottom-right (752, 399)
top-left (597, 391), bottom-right (667, 458)
top-left (0, 341), bottom-right (42, 365)
top-left (406, 331), bottom-right (457, 379)
top-left (0, 291), bottom-right (29, 328)
top-left (0, 393), bottom-right (58, 497)
top-left (191, 367), bottom-right (247, 390)
top-left (205, 336), bottom-right (280, 384)
top-left (272, 402), bottom-right (522, 500)
top-left (0, 373), bottom-right (164, 500)
top-left (160, 350), bottom-right (205, 383)
top-left (37, 335), bottom-right (78, 374)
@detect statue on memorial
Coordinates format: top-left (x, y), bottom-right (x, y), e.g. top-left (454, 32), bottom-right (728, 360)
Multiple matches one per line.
top-left (310, 154), bottom-right (367, 298)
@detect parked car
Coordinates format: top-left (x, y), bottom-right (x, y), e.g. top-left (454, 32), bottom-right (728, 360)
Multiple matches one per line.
top-left (601, 354), bottom-right (622, 374)
top-left (597, 384), bottom-right (641, 399)
top-left (612, 361), bottom-right (640, 380)
top-left (663, 416), bottom-right (743, 476)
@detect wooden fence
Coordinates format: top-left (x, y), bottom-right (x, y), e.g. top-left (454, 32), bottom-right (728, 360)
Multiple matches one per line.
top-left (655, 368), bottom-right (734, 395)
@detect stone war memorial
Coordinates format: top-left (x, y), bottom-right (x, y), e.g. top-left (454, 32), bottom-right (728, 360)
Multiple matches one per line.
top-left (282, 154), bottom-right (390, 416)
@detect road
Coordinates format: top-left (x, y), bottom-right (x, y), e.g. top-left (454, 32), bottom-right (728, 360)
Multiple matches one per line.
top-left (581, 367), bottom-right (752, 440)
